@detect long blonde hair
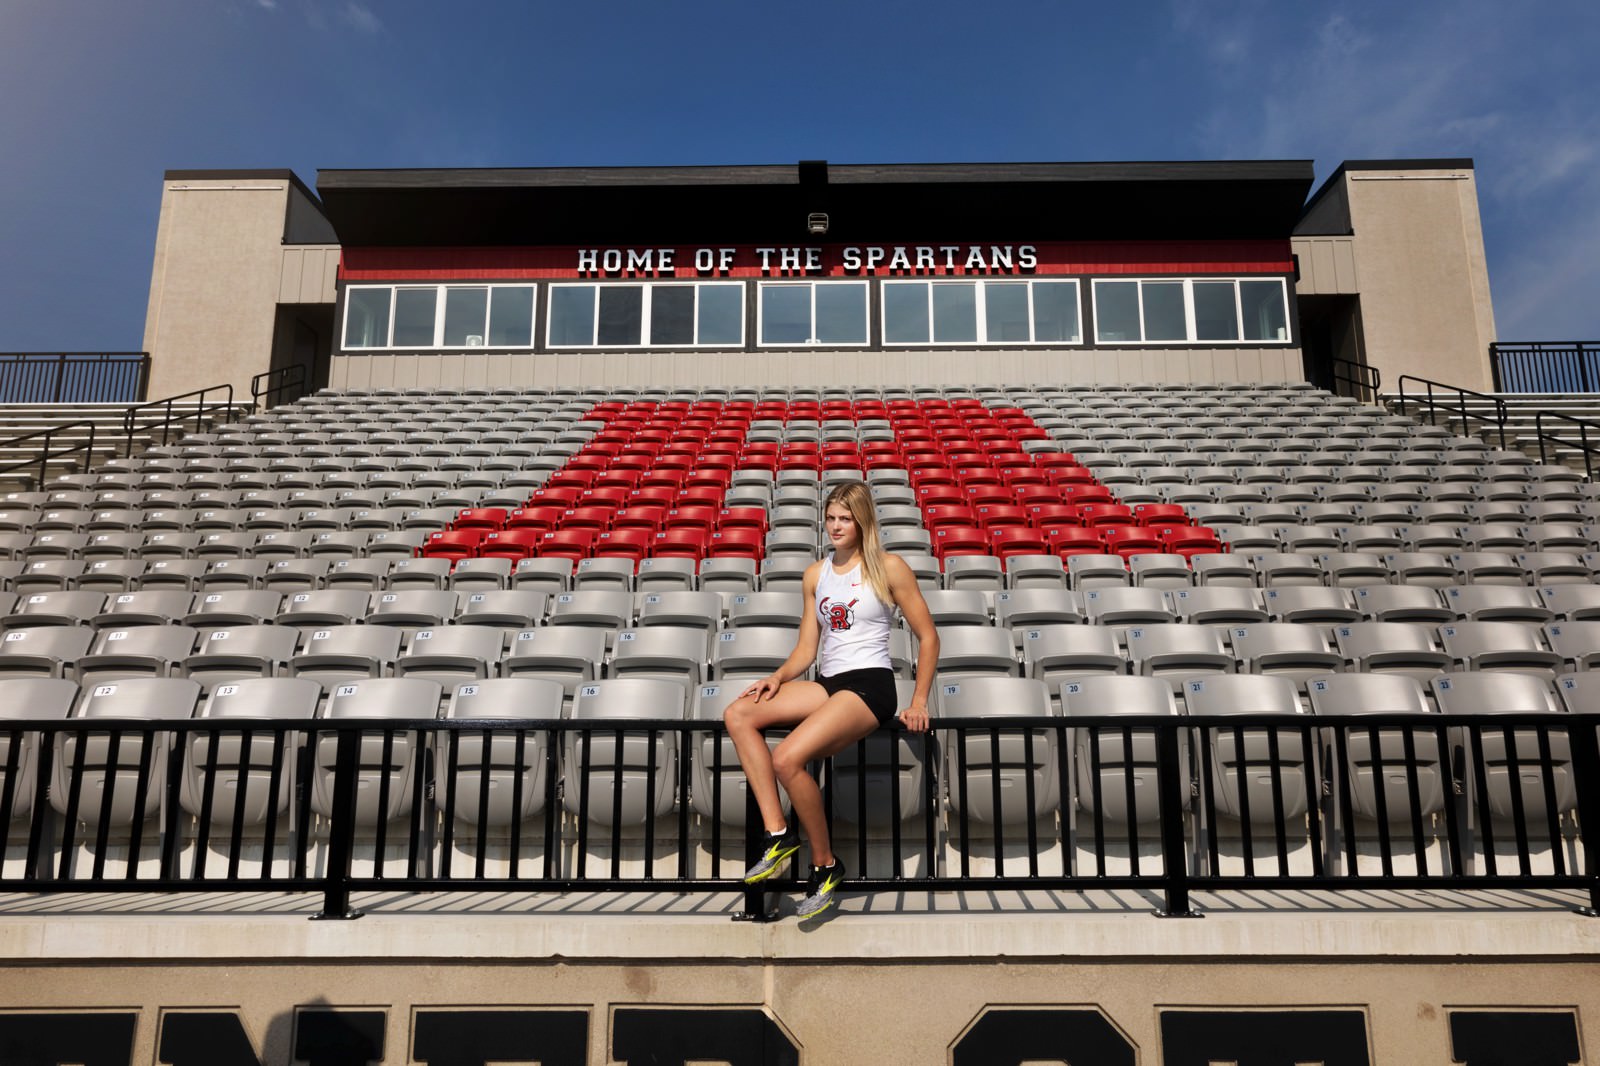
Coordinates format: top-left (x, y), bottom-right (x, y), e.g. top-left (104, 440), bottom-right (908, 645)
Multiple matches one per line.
top-left (824, 480), bottom-right (894, 605)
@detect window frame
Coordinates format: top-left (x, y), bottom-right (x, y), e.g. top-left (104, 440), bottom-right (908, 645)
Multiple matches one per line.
top-left (1090, 276), bottom-right (1292, 346)
top-left (545, 281), bottom-right (747, 349)
top-left (755, 280), bottom-right (871, 348)
top-left (879, 278), bottom-right (1083, 346)
top-left (341, 283), bottom-right (538, 350)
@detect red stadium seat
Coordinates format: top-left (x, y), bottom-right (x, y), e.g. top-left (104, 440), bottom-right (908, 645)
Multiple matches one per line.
top-left (451, 508), bottom-right (507, 531)
top-left (1045, 525), bottom-right (1106, 558)
top-left (1156, 524), bottom-right (1224, 559)
top-left (973, 503), bottom-right (1029, 531)
top-left (592, 528), bottom-right (652, 563)
top-left (1132, 503), bottom-right (1189, 527)
top-left (478, 529), bottom-right (546, 561)
top-left (420, 529), bottom-right (485, 562)
top-left (922, 503), bottom-right (977, 531)
top-left (707, 528), bottom-right (765, 560)
top-left (1102, 525), bottom-right (1164, 560)
top-left (537, 529), bottom-right (596, 562)
top-left (989, 527), bottom-right (1049, 560)
top-left (931, 524), bottom-right (989, 559)
top-left (652, 528), bottom-right (710, 558)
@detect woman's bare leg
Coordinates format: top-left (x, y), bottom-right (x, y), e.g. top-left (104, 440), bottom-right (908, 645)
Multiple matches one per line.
top-left (723, 681), bottom-right (829, 833)
top-left (769, 693), bottom-right (879, 867)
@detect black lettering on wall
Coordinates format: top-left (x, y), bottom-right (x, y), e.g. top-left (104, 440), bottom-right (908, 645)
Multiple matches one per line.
top-left (413, 1009), bottom-right (589, 1066)
top-left (612, 1008), bottom-right (798, 1066)
top-left (0, 1013), bottom-right (137, 1066)
top-left (293, 1009), bottom-right (386, 1066)
top-left (951, 1008), bottom-right (1136, 1066)
top-left (1159, 1009), bottom-right (1370, 1066)
top-left (159, 1012), bottom-right (263, 1066)
top-left (1449, 1010), bottom-right (1581, 1066)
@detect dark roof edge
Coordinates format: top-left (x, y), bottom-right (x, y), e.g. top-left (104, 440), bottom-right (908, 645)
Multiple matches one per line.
top-left (1299, 157), bottom-right (1475, 226)
top-left (317, 159), bottom-right (1315, 193)
top-left (164, 169), bottom-right (323, 210)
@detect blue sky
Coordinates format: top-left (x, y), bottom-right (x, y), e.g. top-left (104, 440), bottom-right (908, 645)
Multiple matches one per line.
top-left (1, 0), bottom-right (1596, 353)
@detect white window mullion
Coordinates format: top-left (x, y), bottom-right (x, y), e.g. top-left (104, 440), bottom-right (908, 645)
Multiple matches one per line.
top-left (974, 281), bottom-right (988, 345)
top-left (1182, 281), bottom-right (1197, 343)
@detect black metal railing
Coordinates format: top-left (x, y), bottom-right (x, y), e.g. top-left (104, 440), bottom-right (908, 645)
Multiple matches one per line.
top-left (2, 714), bottom-right (1596, 922)
top-left (0, 353), bottom-right (150, 404)
top-left (252, 364), bottom-right (309, 411)
top-left (122, 384), bottom-right (245, 457)
top-left (1393, 375), bottom-right (1509, 449)
top-left (0, 421), bottom-right (98, 491)
top-left (1330, 357), bottom-right (1381, 404)
top-left (1533, 410), bottom-right (1600, 480)
top-left (1490, 342), bottom-right (1600, 394)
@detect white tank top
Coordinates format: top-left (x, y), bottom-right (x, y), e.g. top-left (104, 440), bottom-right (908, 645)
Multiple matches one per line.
top-left (815, 555), bottom-right (894, 676)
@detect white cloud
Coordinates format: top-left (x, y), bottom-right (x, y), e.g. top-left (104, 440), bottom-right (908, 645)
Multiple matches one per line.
top-left (339, 2), bottom-right (381, 34)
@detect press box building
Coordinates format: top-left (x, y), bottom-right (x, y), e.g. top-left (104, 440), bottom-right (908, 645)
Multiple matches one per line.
top-left (140, 158), bottom-right (1498, 398)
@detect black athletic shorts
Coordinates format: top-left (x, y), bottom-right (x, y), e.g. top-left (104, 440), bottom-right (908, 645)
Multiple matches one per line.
top-left (819, 667), bottom-right (899, 725)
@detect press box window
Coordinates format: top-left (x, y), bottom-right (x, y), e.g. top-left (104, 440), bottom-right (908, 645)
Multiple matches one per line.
top-left (882, 279), bottom-right (1080, 345)
top-left (758, 282), bottom-right (869, 346)
top-left (547, 282), bottom-right (744, 347)
top-left (1092, 277), bottom-right (1290, 344)
top-left (342, 284), bottom-right (535, 348)
top-left (343, 288), bottom-right (392, 348)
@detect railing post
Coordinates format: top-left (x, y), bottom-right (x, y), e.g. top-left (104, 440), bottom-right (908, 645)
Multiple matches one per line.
top-left (1489, 343), bottom-right (1503, 393)
top-left (734, 788), bottom-right (778, 922)
top-left (313, 728), bottom-right (363, 920)
top-left (1153, 721), bottom-right (1198, 918)
top-left (1569, 716), bottom-right (1600, 917)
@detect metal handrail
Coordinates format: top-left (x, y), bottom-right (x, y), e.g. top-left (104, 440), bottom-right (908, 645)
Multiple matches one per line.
top-left (0, 420), bottom-right (98, 490)
top-left (1330, 357), bottom-right (1381, 404)
top-left (1490, 341), bottom-right (1600, 393)
top-left (251, 363), bottom-right (309, 411)
top-left (122, 383), bottom-right (245, 456)
top-left (1533, 410), bottom-right (1600, 479)
top-left (0, 352), bottom-right (150, 404)
top-left (1394, 374), bottom-right (1509, 449)
top-left (2, 712), bottom-right (1596, 922)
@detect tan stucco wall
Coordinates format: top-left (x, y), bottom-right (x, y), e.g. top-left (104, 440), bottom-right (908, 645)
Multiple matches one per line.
top-left (141, 177), bottom-right (301, 402)
top-left (1341, 167), bottom-right (1497, 391)
top-left (328, 346), bottom-right (1306, 391)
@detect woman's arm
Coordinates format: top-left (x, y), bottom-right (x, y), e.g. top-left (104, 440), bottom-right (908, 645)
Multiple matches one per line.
top-left (743, 560), bottom-right (823, 700)
top-left (886, 554), bottom-right (939, 732)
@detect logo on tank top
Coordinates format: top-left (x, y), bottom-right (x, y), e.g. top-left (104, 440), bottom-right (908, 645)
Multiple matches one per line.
top-left (821, 596), bottom-right (858, 632)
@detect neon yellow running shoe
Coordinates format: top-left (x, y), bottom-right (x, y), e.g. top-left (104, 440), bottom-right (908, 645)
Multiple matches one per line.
top-left (796, 860), bottom-right (845, 920)
top-left (742, 823), bottom-right (801, 884)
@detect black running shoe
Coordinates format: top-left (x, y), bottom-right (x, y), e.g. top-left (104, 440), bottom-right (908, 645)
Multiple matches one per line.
top-left (796, 859), bottom-right (845, 919)
top-left (742, 823), bottom-right (801, 884)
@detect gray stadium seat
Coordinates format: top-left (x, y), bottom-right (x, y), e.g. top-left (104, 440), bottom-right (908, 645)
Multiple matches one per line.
top-left (395, 626), bottom-right (504, 685)
top-left (51, 677), bottom-right (201, 829)
top-left (503, 627), bottom-right (607, 702)
top-left (1352, 585), bottom-right (1453, 624)
top-left (1127, 624), bottom-right (1233, 687)
top-left (712, 627), bottom-right (800, 681)
top-left (1261, 586), bottom-right (1360, 625)
top-left (77, 625), bottom-right (198, 685)
top-left (0, 626), bottom-right (94, 679)
top-left (1436, 621), bottom-right (1561, 676)
top-left (0, 677), bottom-right (76, 819)
top-left (1330, 622), bottom-right (1451, 681)
top-left (311, 678), bottom-right (440, 825)
top-left (289, 625), bottom-right (403, 688)
top-left (1229, 623), bottom-right (1344, 687)
top-left (938, 676), bottom-right (1058, 826)
top-left (1059, 674), bottom-right (1186, 826)
top-left (182, 624), bottom-right (301, 691)
top-left (1183, 674), bottom-right (1311, 824)
top-left (454, 589), bottom-right (548, 629)
top-left (438, 678), bottom-right (563, 827)
top-left (1083, 587), bottom-right (1175, 626)
top-left (935, 625), bottom-right (1019, 680)
top-left (1442, 585), bottom-right (1554, 624)
top-left (726, 591), bottom-right (802, 629)
top-left (1167, 586), bottom-right (1267, 625)
top-left (181, 676), bottom-right (320, 827)
top-left (563, 678), bottom-right (684, 825)
top-left (608, 626), bottom-right (708, 696)
top-left (184, 590), bottom-right (284, 627)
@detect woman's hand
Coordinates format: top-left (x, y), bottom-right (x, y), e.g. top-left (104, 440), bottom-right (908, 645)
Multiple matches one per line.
top-left (898, 704), bottom-right (931, 733)
top-left (743, 674), bottom-right (782, 701)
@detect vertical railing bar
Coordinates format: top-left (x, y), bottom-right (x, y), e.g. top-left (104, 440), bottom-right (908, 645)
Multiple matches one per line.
top-left (1368, 723), bottom-right (1394, 879)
